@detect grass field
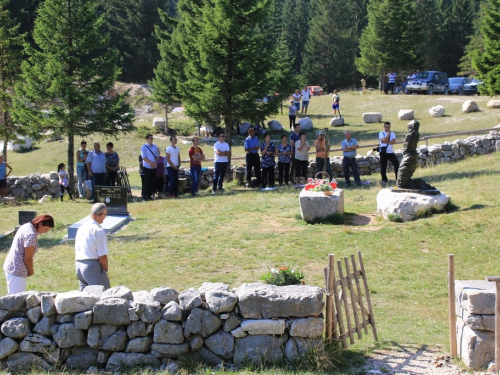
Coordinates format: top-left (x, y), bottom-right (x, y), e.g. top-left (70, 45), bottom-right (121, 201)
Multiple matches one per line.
top-left (1, 92), bottom-right (500, 373)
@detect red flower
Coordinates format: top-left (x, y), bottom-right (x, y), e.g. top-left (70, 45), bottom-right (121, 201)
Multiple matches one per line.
top-left (279, 267), bottom-right (288, 271)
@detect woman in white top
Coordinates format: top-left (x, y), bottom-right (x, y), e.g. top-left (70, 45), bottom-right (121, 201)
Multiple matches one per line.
top-left (294, 132), bottom-right (310, 185)
top-left (166, 136), bottom-right (181, 198)
top-left (292, 89), bottom-right (302, 113)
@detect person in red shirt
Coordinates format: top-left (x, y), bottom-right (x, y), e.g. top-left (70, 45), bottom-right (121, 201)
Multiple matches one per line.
top-left (189, 137), bottom-right (206, 196)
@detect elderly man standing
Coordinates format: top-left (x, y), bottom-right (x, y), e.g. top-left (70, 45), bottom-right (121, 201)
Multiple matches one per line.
top-left (140, 134), bottom-right (159, 201)
top-left (75, 203), bottom-right (110, 291)
top-left (244, 128), bottom-right (261, 187)
top-left (86, 141), bottom-right (107, 202)
top-left (341, 130), bottom-right (362, 187)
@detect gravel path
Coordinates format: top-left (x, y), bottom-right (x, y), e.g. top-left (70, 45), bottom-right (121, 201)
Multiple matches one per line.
top-left (360, 344), bottom-right (494, 374)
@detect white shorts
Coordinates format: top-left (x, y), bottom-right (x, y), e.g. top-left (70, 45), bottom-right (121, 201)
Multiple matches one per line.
top-left (5, 271), bottom-right (27, 294)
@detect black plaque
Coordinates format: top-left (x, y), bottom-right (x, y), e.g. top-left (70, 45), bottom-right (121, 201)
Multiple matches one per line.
top-left (94, 186), bottom-right (128, 215)
top-left (19, 211), bottom-right (37, 225)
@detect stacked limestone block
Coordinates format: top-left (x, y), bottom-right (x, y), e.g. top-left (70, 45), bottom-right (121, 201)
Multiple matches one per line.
top-left (455, 280), bottom-right (495, 370)
top-left (0, 283), bottom-right (324, 372)
top-left (5, 172), bottom-right (69, 200)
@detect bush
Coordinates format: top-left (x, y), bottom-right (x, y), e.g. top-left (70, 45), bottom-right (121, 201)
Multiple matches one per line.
top-left (136, 126), bottom-right (160, 139)
top-left (262, 266), bottom-right (304, 286)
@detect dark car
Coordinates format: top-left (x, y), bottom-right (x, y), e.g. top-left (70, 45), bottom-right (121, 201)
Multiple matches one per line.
top-left (406, 71), bottom-right (449, 95)
top-left (448, 77), bottom-right (471, 95)
top-left (463, 78), bottom-right (483, 95)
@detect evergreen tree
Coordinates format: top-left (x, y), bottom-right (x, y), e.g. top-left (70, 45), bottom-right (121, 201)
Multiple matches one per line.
top-left (281, 0), bottom-right (310, 77)
top-left (4, 0), bottom-right (39, 46)
top-left (356, 0), bottom-right (426, 88)
top-left (301, 0), bottom-right (357, 91)
top-left (0, 2), bottom-right (25, 160)
top-left (458, 1), bottom-right (486, 76)
top-left (12, 0), bottom-right (133, 191)
top-left (175, 0), bottom-right (280, 165)
top-left (472, 0), bottom-right (500, 95)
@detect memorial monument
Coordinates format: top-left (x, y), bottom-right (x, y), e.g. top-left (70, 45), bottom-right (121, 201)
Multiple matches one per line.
top-left (377, 120), bottom-right (450, 221)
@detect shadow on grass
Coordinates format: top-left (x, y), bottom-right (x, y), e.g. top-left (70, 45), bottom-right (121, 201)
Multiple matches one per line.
top-left (423, 168), bottom-right (500, 184)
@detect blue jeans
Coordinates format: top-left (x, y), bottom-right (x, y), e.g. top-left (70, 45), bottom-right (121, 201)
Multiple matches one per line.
top-left (76, 164), bottom-right (88, 196)
top-left (213, 162), bottom-right (228, 191)
top-left (190, 165), bottom-right (202, 195)
top-left (167, 167), bottom-right (179, 197)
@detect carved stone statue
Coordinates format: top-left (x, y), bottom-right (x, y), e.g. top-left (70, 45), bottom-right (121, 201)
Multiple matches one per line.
top-left (396, 120), bottom-right (436, 191)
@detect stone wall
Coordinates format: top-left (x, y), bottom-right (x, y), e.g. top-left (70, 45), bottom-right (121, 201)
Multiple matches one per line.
top-left (455, 280), bottom-right (495, 370)
top-left (0, 283), bottom-right (324, 372)
top-left (5, 131), bottom-right (499, 199)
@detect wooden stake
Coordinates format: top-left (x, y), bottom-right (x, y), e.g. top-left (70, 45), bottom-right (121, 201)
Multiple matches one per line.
top-left (486, 276), bottom-right (500, 373)
top-left (332, 257), bottom-right (347, 348)
top-left (328, 255), bottom-right (338, 340)
top-left (324, 266), bottom-right (332, 340)
top-left (338, 260), bottom-right (355, 345)
top-left (345, 256), bottom-right (362, 339)
top-left (449, 254), bottom-right (457, 358)
top-left (351, 253), bottom-right (369, 334)
top-left (358, 251), bottom-right (378, 341)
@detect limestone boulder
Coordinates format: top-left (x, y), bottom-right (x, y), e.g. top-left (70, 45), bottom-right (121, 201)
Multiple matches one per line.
top-left (154, 320), bottom-right (184, 344)
top-left (459, 284), bottom-right (495, 315)
top-left (125, 336), bottom-right (153, 352)
top-left (240, 319), bottom-right (286, 335)
top-left (74, 311), bottom-right (93, 330)
top-left (487, 100), bottom-right (500, 109)
top-left (106, 352), bottom-right (160, 371)
top-left (198, 282), bottom-right (230, 297)
top-left (161, 301), bottom-right (182, 321)
top-left (53, 323), bottom-right (86, 348)
top-left (285, 337), bottom-right (324, 362)
top-left (0, 294), bottom-right (28, 311)
top-left (150, 287), bottom-right (179, 305)
top-left (462, 100), bottom-right (479, 113)
top-left (83, 285), bottom-right (106, 298)
top-left (289, 317), bottom-right (325, 338)
top-left (33, 316), bottom-right (55, 336)
top-left (65, 347), bottom-right (98, 369)
top-left (457, 317), bottom-right (494, 370)
top-left (376, 189), bottom-right (450, 222)
top-left (398, 109), bottom-right (414, 120)
top-left (100, 329), bottom-right (128, 351)
top-left (268, 120), bottom-right (283, 131)
top-left (132, 301), bottom-right (161, 323)
top-left (87, 324), bottom-right (118, 348)
top-left (132, 290), bottom-right (155, 303)
top-left (6, 352), bottom-right (53, 371)
top-left (26, 306), bottom-right (42, 324)
top-left (362, 112), bottom-right (382, 123)
top-left (1, 318), bottom-right (31, 339)
top-left (459, 308), bottom-right (495, 331)
top-left (179, 288), bottom-right (202, 310)
top-left (127, 321), bottom-right (147, 339)
top-left (100, 285), bottom-right (133, 301)
top-left (54, 291), bottom-right (99, 314)
top-left (197, 346), bottom-right (223, 364)
top-left (190, 335), bottom-right (204, 351)
top-left (330, 117), bottom-right (345, 127)
top-left (92, 298), bottom-right (131, 325)
top-left (224, 314), bottom-right (242, 332)
top-left (235, 283), bottom-right (323, 319)
top-left (152, 117), bottom-right (166, 130)
top-left (205, 290), bottom-right (238, 314)
top-left (150, 343), bottom-right (189, 357)
top-left (429, 105), bottom-right (445, 117)
top-left (20, 333), bottom-right (53, 352)
top-left (205, 331), bottom-right (234, 359)
top-left (0, 337), bottom-right (19, 360)
top-left (299, 188), bottom-right (344, 223)
top-left (233, 335), bottom-right (283, 365)
top-left (298, 117), bottom-right (313, 130)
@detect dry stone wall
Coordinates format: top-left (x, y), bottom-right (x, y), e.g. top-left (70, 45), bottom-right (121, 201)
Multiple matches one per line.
top-left (0, 283), bottom-right (324, 372)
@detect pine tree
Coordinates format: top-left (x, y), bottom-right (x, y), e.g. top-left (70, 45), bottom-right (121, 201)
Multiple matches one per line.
top-left (356, 0), bottom-right (426, 88)
top-left (458, 1), bottom-right (486, 77)
top-left (176, 0), bottom-right (279, 162)
top-left (0, 1), bottom-right (25, 160)
top-left (301, 0), bottom-right (357, 92)
top-left (12, 0), bottom-right (133, 191)
top-left (472, 0), bottom-right (500, 95)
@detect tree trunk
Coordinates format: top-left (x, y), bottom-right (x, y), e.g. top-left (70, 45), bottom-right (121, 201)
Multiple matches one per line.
top-left (68, 133), bottom-right (75, 195)
top-left (2, 111), bottom-right (8, 162)
top-left (224, 116), bottom-right (233, 178)
top-left (164, 106), bottom-right (169, 136)
top-left (378, 71), bottom-right (385, 92)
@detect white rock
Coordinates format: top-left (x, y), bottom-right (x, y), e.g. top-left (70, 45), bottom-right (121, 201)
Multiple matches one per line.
top-left (362, 112), bottom-right (382, 123)
top-left (289, 318), bottom-right (324, 338)
top-left (429, 105), bottom-right (445, 117)
top-left (38, 195), bottom-right (52, 203)
top-left (457, 317), bottom-right (494, 370)
top-left (230, 327), bottom-right (247, 338)
top-left (299, 189), bottom-right (344, 223)
top-left (398, 109), bottom-right (414, 120)
top-left (240, 319), bottom-right (286, 335)
top-left (54, 291), bottom-right (100, 314)
top-left (330, 117), bottom-right (345, 127)
top-left (298, 117), bottom-right (313, 130)
top-left (462, 100), bottom-right (479, 113)
top-left (267, 120), bottom-right (283, 131)
top-left (376, 189), bottom-right (450, 222)
top-left (487, 100), bottom-right (500, 109)
top-left (152, 117), bottom-right (166, 129)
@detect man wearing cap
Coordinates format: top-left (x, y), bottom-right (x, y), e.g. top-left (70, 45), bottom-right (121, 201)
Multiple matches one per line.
top-left (75, 203), bottom-right (110, 291)
top-left (140, 134), bottom-right (159, 201)
top-left (86, 141), bottom-right (107, 202)
top-left (314, 132), bottom-right (332, 180)
top-left (244, 128), bottom-right (262, 187)
top-left (341, 130), bottom-right (361, 187)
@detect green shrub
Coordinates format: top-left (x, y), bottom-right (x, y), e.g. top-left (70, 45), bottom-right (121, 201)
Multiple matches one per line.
top-left (261, 266), bottom-right (304, 286)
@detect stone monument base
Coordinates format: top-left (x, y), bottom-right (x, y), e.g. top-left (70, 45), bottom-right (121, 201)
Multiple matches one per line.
top-left (377, 189), bottom-right (450, 222)
top-left (299, 189), bottom-right (344, 223)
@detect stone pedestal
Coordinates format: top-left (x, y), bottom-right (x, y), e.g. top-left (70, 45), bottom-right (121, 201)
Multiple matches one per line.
top-left (299, 189), bottom-right (344, 223)
top-left (376, 189), bottom-right (450, 221)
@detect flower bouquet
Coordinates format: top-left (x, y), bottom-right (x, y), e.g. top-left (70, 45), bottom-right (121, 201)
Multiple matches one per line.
top-left (262, 266), bottom-right (304, 286)
top-left (304, 178), bottom-right (337, 195)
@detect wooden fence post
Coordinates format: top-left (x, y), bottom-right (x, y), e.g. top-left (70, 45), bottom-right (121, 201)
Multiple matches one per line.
top-left (448, 254), bottom-right (457, 358)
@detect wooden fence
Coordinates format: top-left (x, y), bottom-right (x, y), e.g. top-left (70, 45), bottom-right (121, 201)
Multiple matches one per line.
top-left (323, 252), bottom-right (378, 348)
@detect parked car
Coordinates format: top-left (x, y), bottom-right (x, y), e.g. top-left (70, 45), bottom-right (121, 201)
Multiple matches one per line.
top-left (309, 86), bottom-right (324, 96)
top-left (406, 71), bottom-right (449, 95)
top-left (463, 78), bottom-right (483, 95)
top-left (448, 77), bottom-right (471, 95)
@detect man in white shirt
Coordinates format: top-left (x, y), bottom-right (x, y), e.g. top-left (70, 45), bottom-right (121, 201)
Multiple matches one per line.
top-left (75, 203), bottom-right (110, 291)
top-left (213, 133), bottom-right (231, 193)
top-left (301, 86), bottom-right (311, 116)
top-left (140, 134), bottom-right (159, 201)
top-left (379, 122), bottom-right (400, 186)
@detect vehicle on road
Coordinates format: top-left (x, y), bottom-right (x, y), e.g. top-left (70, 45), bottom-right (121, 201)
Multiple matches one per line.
top-left (406, 71), bottom-right (449, 95)
top-left (448, 77), bottom-right (471, 95)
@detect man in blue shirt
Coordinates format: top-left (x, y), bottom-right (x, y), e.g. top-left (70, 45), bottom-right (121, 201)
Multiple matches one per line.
top-left (86, 142), bottom-right (108, 201)
top-left (289, 123), bottom-right (301, 182)
top-left (244, 128), bottom-right (261, 187)
top-left (341, 131), bottom-right (361, 187)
